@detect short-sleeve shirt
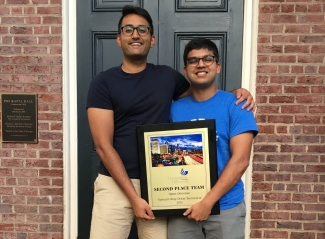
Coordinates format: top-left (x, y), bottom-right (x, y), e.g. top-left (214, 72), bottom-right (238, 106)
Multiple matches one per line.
top-left (170, 90), bottom-right (258, 210)
top-left (87, 63), bottom-right (190, 179)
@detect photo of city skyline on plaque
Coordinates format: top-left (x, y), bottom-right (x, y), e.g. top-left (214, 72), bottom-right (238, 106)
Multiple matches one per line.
top-left (150, 134), bottom-right (204, 167)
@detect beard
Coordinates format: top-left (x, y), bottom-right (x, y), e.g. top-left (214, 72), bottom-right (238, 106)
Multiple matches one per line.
top-left (190, 78), bottom-right (216, 90)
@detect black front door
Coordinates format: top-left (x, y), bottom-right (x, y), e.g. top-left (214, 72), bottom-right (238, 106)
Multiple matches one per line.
top-left (77, 1), bottom-right (243, 238)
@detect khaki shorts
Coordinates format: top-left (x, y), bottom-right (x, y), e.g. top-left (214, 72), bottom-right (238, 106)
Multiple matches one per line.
top-left (90, 174), bottom-right (167, 239)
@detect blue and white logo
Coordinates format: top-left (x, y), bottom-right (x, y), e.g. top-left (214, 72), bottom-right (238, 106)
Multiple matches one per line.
top-left (180, 168), bottom-right (188, 176)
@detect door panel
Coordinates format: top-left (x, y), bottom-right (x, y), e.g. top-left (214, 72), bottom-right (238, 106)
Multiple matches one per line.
top-left (159, 0), bottom-right (243, 91)
top-left (77, 1), bottom-right (243, 238)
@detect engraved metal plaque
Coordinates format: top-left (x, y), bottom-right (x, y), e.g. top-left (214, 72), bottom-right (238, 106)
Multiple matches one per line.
top-left (1, 94), bottom-right (38, 143)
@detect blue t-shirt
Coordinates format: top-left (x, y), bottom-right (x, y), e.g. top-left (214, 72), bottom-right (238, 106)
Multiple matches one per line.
top-left (170, 90), bottom-right (258, 210)
top-left (87, 63), bottom-right (190, 179)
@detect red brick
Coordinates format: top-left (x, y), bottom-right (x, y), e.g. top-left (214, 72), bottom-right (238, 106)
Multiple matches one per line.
top-left (276, 125), bottom-right (288, 134)
top-left (269, 96), bottom-right (294, 103)
top-left (10, 26), bottom-right (32, 34)
top-left (14, 206), bottom-right (38, 213)
top-left (27, 233), bottom-right (52, 239)
top-left (26, 16), bottom-right (42, 24)
top-left (252, 182), bottom-right (273, 191)
top-left (281, 4), bottom-right (294, 12)
top-left (291, 232), bottom-right (316, 239)
top-left (52, 197), bottom-right (63, 204)
top-left (266, 173), bottom-right (291, 181)
top-left (271, 55), bottom-right (296, 63)
top-left (293, 174), bottom-right (318, 182)
top-left (253, 163), bottom-right (278, 171)
top-left (39, 132), bottom-right (62, 140)
top-left (1, 17), bottom-right (24, 24)
top-left (0, 168), bottom-right (13, 176)
top-left (39, 224), bottom-right (63, 232)
top-left (296, 95), bottom-right (323, 104)
top-left (281, 144), bottom-right (306, 153)
top-left (34, 26), bottom-right (50, 34)
top-left (2, 196), bottom-right (26, 206)
top-left (39, 188), bottom-right (63, 196)
top-left (38, 75), bottom-right (62, 83)
top-left (278, 203), bottom-right (303, 210)
top-left (259, 25), bottom-right (284, 33)
top-left (0, 46), bottom-right (21, 54)
top-left (43, 16), bottom-right (61, 24)
top-left (264, 230), bottom-right (289, 238)
top-left (285, 45), bottom-right (310, 53)
top-left (251, 220), bottom-right (276, 229)
top-left (11, 7), bottom-right (23, 14)
top-left (50, 46), bottom-right (62, 54)
top-left (52, 179), bottom-right (63, 186)
top-left (311, 86), bottom-right (325, 93)
top-left (303, 126), bottom-right (317, 134)
top-left (311, 45), bottom-right (325, 54)
top-left (293, 193), bottom-right (318, 202)
top-left (15, 187), bottom-right (38, 196)
top-left (285, 25), bottom-right (310, 33)
top-left (304, 222), bottom-right (325, 230)
top-left (2, 214), bottom-right (24, 222)
top-left (272, 35), bottom-right (298, 43)
top-left (258, 35), bottom-right (270, 43)
top-left (291, 65), bottom-right (304, 73)
top-left (296, 4), bottom-right (308, 12)
top-left (1, 158), bottom-right (23, 167)
top-left (312, 25), bottom-right (325, 33)
top-left (26, 215), bottom-right (50, 223)
top-left (39, 169), bottom-right (63, 177)
top-left (15, 224), bottom-right (38, 232)
top-left (272, 14), bottom-right (297, 23)
top-left (30, 178), bottom-right (51, 187)
top-left (254, 145), bottom-right (278, 153)
top-left (27, 196), bottom-right (51, 205)
top-left (0, 224), bottom-right (14, 231)
top-left (23, 47), bottom-right (48, 54)
top-left (297, 76), bottom-right (323, 84)
top-left (293, 155), bottom-right (319, 163)
top-left (266, 154), bottom-right (291, 163)
top-left (32, 0), bottom-right (49, 3)
top-left (305, 204), bottom-right (325, 212)
top-left (299, 14), bottom-right (325, 23)
top-left (250, 230), bottom-right (262, 238)
top-left (26, 159), bottom-right (49, 168)
top-left (277, 221), bottom-right (302, 230)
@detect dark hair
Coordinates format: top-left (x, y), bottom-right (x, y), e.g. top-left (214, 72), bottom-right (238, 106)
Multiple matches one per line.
top-left (183, 38), bottom-right (219, 66)
top-left (118, 5), bottom-right (154, 35)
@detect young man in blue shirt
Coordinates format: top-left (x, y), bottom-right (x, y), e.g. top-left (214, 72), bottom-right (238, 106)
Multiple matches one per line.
top-left (168, 38), bottom-right (258, 239)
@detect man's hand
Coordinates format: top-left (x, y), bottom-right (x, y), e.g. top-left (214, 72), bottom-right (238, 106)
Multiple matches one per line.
top-left (232, 88), bottom-right (256, 112)
top-left (183, 200), bottom-right (213, 222)
top-left (131, 197), bottom-right (155, 222)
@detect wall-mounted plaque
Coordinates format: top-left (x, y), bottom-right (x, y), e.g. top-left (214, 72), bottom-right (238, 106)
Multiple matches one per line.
top-left (1, 94), bottom-right (38, 143)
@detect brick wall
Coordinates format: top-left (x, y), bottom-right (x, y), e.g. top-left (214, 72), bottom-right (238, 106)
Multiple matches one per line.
top-left (0, 0), bottom-right (63, 238)
top-left (252, 0), bottom-right (325, 238)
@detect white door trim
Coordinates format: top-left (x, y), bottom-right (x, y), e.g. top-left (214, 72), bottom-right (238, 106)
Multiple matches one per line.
top-left (62, 0), bottom-right (78, 238)
top-left (242, 1), bottom-right (259, 238)
top-left (62, 1), bottom-right (258, 238)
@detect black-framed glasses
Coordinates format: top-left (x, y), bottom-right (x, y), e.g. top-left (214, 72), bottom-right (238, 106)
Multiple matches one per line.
top-left (120, 25), bottom-right (151, 36)
top-left (186, 55), bottom-right (218, 67)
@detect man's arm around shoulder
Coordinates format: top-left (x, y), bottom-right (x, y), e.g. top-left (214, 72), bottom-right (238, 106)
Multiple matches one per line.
top-left (87, 108), bottom-right (155, 221)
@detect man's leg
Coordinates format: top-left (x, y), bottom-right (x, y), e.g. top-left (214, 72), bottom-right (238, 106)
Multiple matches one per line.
top-left (203, 201), bottom-right (246, 239)
top-left (90, 174), bottom-right (134, 239)
top-left (167, 216), bottom-right (204, 239)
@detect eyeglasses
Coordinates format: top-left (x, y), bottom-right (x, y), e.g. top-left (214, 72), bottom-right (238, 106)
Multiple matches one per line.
top-left (120, 25), bottom-right (151, 36)
top-left (186, 55), bottom-right (218, 67)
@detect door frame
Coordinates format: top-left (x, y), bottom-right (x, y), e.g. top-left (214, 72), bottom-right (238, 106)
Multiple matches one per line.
top-left (62, 1), bottom-right (259, 238)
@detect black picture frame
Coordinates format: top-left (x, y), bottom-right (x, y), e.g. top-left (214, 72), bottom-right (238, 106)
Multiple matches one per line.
top-left (137, 120), bottom-right (219, 217)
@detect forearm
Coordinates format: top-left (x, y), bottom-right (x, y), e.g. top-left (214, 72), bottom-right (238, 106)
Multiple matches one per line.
top-left (202, 157), bottom-right (249, 207)
top-left (96, 145), bottom-right (139, 202)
